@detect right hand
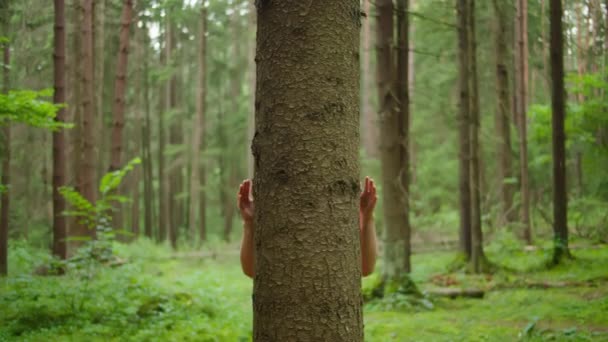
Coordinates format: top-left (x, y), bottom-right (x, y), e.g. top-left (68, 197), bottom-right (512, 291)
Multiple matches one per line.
top-left (237, 179), bottom-right (254, 224)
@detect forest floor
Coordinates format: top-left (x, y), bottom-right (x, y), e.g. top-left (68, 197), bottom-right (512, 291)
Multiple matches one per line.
top-left (1, 238), bottom-right (607, 341)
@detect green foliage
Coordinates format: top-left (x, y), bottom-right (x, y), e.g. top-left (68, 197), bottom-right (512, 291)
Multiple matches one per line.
top-left (0, 89), bottom-right (68, 129)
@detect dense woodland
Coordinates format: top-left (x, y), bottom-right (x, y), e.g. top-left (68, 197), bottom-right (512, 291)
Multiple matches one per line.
top-left (0, 0), bottom-right (607, 340)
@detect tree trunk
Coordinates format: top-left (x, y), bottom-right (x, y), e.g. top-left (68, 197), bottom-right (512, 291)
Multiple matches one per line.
top-left (69, 0), bottom-right (83, 255)
top-left (166, 17), bottom-right (179, 250)
top-left (515, 0), bottom-right (532, 244)
top-left (492, 0), bottom-right (515, 226)
top-left (94, 0), bottom-right (106, 185)
top-left (77, 0), bottom-right (97, 239)
top-left (457, 0), bottom-right (472, 259)
top-left (246, 1), bottom-right (256, 179)
top-left (189, 5), bottom-right (206, 242)
top-left (550, 0), bottom-right (570, 264)
top-left (468, 0), bottom-right (487, 273)
top-left (141, 17), bottom-right (154, 240)
top-left (109, 0), bottom-right (133, 231)
top-left (52, 0), bottom-right (68, 260)
top-left (380, 0), bottom-right (412, 277)
top-left (157, 43), bottom-right (168, 243)
top-left (0, 0), bottom-right (10, 276)
top-left (361, 0), bottom-right (377, 159)
top-left (251, 1), bottom-right (363, 340)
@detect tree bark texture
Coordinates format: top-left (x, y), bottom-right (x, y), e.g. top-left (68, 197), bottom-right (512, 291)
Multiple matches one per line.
top-left (76, 0), bottom-right (97, 239)
top-left (550, 0), bottom-right (569, 263)
top-left (361, 0), bottom-right (377, 159)
top-left (251, 1), bottom-right (363, 340)
top-left (468, 0), bottom-right (486, 273)
top-left (109, 0), bottom-right (133, 231)
top-left (53, 0), bottom-right (68, 260)
top-left (492, 0), bottom-right (515, 226)
top-left (457, 0), bottom-right (472, 258)
top-left (0, 0), bottom-right (10, 275)
top-left (515, 0), bottom-right (532, 244)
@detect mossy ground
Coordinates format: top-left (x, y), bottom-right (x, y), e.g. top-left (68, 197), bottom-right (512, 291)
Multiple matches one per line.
top-left (1, 239), bottom-right (607, 341)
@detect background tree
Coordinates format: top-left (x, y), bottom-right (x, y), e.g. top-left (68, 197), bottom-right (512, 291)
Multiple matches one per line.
top-left (550, 0), bottom-right (569, 264)
top-left (52, 0), bottom-right (68, 260)
top-left (109, 0), bottom-right (134, 230)
top-left (251, 1), bottom-right (363, 340)
top-left (0, 0), bottom-right (10, 276)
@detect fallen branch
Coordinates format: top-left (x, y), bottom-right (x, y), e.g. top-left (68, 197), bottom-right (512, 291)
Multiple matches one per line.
top-left (426, 288), bottom-right (485, 299)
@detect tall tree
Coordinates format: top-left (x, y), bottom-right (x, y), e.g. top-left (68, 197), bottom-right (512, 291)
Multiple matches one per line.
top-left (75, 0), bottom-right (97, 241)
top-left (0, 0), bottom-right (10, 276)
top-left (94, 0), bottom-right (106, 183)
top-left (468, 0), bottom-right (487, 273)
top-left (52, 0), bottom-right (68, 260)
top-left (189, 4), bottom-right (206, 242)
top-left (515, 0), bottom-right (532, 244)
top-left (157, 36), bottom-right (168, 243)
top-left (108, 0), bottom-right (134, 229)
top-left (139, 15), bottom-right (154, 239)
top-left (492, 0), bottom-right (515, 226)
top-left (251, 1), bottom-right (363, 340)
top-left (457, 0), bottom-right (472, 259)
top-left (550, 0), bottom-right (569, 264)
top-left (246, 1), bottom-right (256, 179)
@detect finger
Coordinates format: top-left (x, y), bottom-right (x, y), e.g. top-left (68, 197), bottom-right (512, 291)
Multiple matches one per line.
top-left (365, 177), bottom-right (370, 193)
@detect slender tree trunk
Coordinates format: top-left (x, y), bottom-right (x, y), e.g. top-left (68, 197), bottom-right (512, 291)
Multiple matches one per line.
top-left (94, 0), bottom-right (105, 184)
top-left (246, 2), bottom-right (256, 179)
top-left (189, 5), bottom-right (206, 242)
top-left (361, 0), bottom-right (377, 158)
top-left (457, 0), bottom-right (472, 259)
top-left (166, 18), bottom-right (179, 249)
top-left (409, 0), bottom-right (416, 185)
top-left (53, 0), bottom-right (68, 260)
top-left (140, 19), bottom-right (154, 240)
top-left (0, 0), bottom-right (10, 276)
top-left (109, 0), bottom-right (133, 230)
top-left (492, 0), bottom-right (515, 226)
top-left (69, 0), bottom-right (83, 254)
top-left (77, 0), bottom-right (97, 239)
top-left (550, 0), bottom-right (569, 264)
top-left (251, 1), bottom-right (363, 339)
top-left (515, 0), bottom-right (532, 244)
top-left (157, 42), bottom-right (168, 243)
top-left (468, 0), bottom-right (486, 273)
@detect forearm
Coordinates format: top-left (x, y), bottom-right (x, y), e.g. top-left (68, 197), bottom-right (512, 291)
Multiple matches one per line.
top-left (240, 221), bottom-right (255, 278)
top-left (360, 214), bottom-right (377, 277)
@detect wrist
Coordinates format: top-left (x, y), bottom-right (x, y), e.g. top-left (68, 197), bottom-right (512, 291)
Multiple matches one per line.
top-left (243, 220), bottom-right (254, 231)
top-left (360, 213), bottom-right (374, 226)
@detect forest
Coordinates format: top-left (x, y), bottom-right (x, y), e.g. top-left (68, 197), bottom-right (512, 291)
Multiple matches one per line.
top-left (0, 0), bottom-right (607, 341)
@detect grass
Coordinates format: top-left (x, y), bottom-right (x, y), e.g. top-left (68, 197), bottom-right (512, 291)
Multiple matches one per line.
top-left (1, 238), bottom-right (607, 341)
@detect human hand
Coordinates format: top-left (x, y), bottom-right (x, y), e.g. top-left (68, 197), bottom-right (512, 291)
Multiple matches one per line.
top-left (237, 179), bottom-right (254, 224)
top-left (359, 176), bottom-right (377, 222)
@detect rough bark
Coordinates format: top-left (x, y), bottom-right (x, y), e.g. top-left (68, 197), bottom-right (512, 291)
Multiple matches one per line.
top-left (189, 5), bottom-right (206, 242)
top-left (0, 0), bottom-right (10, 275)
top-left (492, 0), bottom-right (515, 226)
top-left (251, 1), bottom-right (363, 340)
top-left (108, 0), bottom-right (133, 231)
top-left (550, 0), bottom-right (570, 264)
top-left (457, 0), bottom-right (472, 259)
top-left (76, 0), bottom-right (97, 239)
top-left (53, 0), bottom-right (68, 260)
